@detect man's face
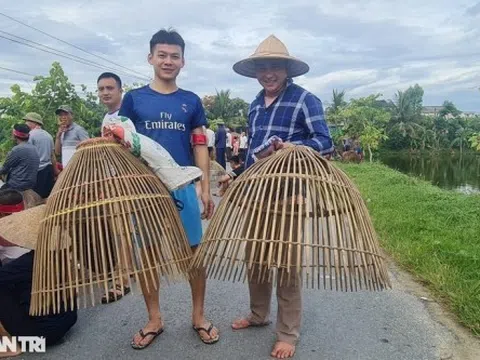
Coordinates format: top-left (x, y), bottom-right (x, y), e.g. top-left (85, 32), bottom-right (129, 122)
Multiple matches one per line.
top-left (57, 111), bottom-right (73, 127)
top-left (255, 60), bottom-right (288, 94)
top-left (148, 44), bottom-right (184, 81)
top-left (97, 78), bottom-right (122, 107)
top-left (25, 120), bottom-right (36, 130)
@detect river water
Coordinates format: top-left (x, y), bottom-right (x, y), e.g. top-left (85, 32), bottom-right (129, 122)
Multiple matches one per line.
top-left (378, 151), bottom-right (480, 194)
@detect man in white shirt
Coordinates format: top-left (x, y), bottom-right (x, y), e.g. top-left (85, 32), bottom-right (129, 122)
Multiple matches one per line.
top-left (206, 124), bottom-right (215, 160)
top-left (239, 131), bottom-right (248, 162)
top-left (226, 129), bottom-right (232, 161)
top-left (98, 72), bottom-right (125, 135)
top-left (97, 72), bottom-right (131, 304)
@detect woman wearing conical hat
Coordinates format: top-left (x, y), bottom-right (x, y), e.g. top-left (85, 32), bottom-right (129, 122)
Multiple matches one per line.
top-left (0, 205), bottom-right (77, 358)
top-left (230, 35), bottom-right (334, 359)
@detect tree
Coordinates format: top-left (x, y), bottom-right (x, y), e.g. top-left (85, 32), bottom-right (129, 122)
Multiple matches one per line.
top-left (439, 100), bottom-right (461, 118)
top-left (339, 94), bottom-right (390, 161)
top-left (202, 89), bottom-right (249, 130)
top-left (0, 62), bottom-right (106, 160)
top-left (326, 89), bottom-right (347, 125)
top-left (468, 133), bottom-right (480, 151)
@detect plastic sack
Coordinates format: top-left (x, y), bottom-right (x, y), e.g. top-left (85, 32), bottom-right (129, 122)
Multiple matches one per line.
top-left (102, 116), bottom-right (203, 191)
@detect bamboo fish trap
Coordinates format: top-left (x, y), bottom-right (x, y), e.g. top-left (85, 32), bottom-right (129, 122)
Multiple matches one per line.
top-left (30, 138), bottom-right (193, 316)
top-left (192, 146), bottom-right (391, 291)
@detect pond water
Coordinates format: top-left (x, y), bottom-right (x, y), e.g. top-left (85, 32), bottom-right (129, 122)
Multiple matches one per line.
top-left (378, 151), bottom-right (480, 194)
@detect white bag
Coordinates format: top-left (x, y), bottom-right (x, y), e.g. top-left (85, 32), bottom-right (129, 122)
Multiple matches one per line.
top-left (103, 116), bottom-right (203, 191)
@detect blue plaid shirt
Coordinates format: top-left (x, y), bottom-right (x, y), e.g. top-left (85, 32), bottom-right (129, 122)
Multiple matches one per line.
top-left (245, 80), bottom-right (334, 168)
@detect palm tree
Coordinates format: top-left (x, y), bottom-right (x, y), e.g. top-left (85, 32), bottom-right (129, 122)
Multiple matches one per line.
top-left (390, 90), bottom-right (424, 150)
top-left (450, 126), bottom-right (468, 155)
top-left (327, 89), bottom-right (347, 125)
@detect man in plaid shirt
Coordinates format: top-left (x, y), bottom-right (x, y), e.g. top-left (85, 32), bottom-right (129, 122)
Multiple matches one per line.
top-left (245, 78), bottom-right (333, 168)
top-left (230, 35), bottom-right (333, 359)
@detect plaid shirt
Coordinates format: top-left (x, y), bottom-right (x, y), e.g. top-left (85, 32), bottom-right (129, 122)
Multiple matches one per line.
top-left (245, 80), bottom-right (334, 168)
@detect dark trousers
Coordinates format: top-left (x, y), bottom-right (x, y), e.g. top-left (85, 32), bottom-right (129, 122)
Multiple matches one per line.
top-left (34, 164), bottom-right (54, 198)
top-left (216, 147), bottom-right (226, 169)
top-left (239, 148), bottom-right (247, 162)
top-left (226, 147), bottom-right (232, 161)
top-left (0, 253), bottom-right (77, 346)
top-left (0, 294), bottom-right (77, 346)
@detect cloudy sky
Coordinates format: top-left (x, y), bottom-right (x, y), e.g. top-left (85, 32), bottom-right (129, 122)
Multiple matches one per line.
top-left (1, 0), bottom-right (480, 111)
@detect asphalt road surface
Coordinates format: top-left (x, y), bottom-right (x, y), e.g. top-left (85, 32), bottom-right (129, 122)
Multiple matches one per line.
top-left (20, 197), bottom-right (477, 360)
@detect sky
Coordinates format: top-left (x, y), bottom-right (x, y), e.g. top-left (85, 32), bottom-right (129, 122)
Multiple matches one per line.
top-left (0, 0), bottom-right (479, 111)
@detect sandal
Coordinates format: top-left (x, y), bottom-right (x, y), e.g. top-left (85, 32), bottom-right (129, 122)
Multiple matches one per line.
top-left (101, 285), bottom-right (131, 304)
top-left (131, 327), bottom-right (164, 350)
top-left (192, 322), bottom-right (220, 344)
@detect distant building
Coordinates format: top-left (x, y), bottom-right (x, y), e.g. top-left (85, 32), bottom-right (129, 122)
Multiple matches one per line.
top-left (421, 106), bottom-right (478, 119)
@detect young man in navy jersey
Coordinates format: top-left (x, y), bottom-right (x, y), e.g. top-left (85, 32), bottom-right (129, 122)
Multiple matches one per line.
top-left (119, 29), bottom-right (218, 349)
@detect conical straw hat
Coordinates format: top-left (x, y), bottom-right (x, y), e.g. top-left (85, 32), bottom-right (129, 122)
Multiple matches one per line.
top-left (0, 204), bottom-right (46, 250)
top-left (233, 35), bottom-right (310, 78)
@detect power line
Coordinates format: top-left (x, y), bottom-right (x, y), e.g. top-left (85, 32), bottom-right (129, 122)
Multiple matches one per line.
top-left (0, 66), bottom-right (36, 77)
top-left (0, 29), bottom-right (150, 81)
top-left (0, 34), bottom-right (150, 82)
top-left (0, 12), bottom-right (150, 80)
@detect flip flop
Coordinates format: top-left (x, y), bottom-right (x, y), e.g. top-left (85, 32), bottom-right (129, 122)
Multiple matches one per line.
top-left (192, 322), bottom-right (219, 344)
top-left (131, 327), bottom-right (164, 350)
top-left (101, 285), bottom-right (131, 304)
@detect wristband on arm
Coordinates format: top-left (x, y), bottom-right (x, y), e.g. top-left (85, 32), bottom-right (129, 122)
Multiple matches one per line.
top-left (191, 134), bottom-right (207, 146)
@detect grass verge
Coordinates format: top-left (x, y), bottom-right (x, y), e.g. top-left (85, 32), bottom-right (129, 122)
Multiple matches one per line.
top-left (337, 161), bottom-right (480, 335)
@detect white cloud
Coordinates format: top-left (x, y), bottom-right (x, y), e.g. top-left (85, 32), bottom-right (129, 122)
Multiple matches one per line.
top-left (0, 0), bottom-right (479, 111)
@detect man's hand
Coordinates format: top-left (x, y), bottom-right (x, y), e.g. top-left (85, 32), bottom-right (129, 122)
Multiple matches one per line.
top-left (56, 125), bottom-right (67, 137)
top-left (276, 141), bottom-right (295, 150)
top-left (200, 191), bottom-right (215, 220)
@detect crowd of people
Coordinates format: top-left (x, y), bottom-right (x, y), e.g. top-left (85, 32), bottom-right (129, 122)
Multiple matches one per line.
top-left (0, 28), bottom-right (333, 359)
top-left (206, 123), bottom-right (248, 170)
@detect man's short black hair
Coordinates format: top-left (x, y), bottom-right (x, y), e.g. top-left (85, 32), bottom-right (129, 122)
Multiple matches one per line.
top-left (150, 28), bottom-right (185, 56)
top-left (13, 123), bottom-right (30, 140)
top-left (230, 155), bottom-right (241, 164)
top-left (97, 72), bottom-right (122, 88)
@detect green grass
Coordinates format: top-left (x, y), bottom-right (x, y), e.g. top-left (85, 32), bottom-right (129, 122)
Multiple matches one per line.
top-left (337, 162), bottom-right (480, 335)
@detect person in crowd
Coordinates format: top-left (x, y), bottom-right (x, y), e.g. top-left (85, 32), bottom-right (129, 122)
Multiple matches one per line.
top-left (239, 131), bottom-right (248, 162)
top-left (0, 124), bottom-right (39, 192)
top-left (0, 207), bottom-right (77, 358)
top-left (54, 105), bottom-right (89, 167)
top-left (216, 155), bottom-right (244, 196)
top-left (230, 34), bottom-right (333, 359)
top-left (215, 123), bottom-right (227, 169)
top-left (23, 112), bottom-right (58, 198)
top-left (119, 28), bottom-right (218, 349)
top-left (96, 72), bottom-right (132, 304)
top-left (226, 128), bottom-right (232, 160)
top-left (206, 123), bottom-right (215, 160)
top-left (97, 72), bottom-right (128, 134)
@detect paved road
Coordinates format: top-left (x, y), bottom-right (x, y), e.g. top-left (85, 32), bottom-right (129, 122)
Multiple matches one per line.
top-left (22, 197), bottom-right (473, 360)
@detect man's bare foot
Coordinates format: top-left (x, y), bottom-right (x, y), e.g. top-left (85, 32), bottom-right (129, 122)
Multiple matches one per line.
top-left (192, 318), bottom-right (219, 344)
top-left (131, 318), bottom-right (164, 349)
top-left (271, 341), bottom-right (296, 359)
top-left (231, 315), bottom-right (271, 330)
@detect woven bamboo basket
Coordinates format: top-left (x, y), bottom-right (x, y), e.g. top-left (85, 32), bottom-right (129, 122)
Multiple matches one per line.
top-left (192, 146), bottom-right (391, 291)
top-left (30, 138), bottom-right (193, 315)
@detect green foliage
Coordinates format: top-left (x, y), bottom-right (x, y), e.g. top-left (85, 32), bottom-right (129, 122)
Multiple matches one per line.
top-left (0, 62), bottom-right (106, 160)
top-left (339, 162), bottom-right (480, 335)
top-left (338, 94), bottom-right (390, 161)
top-left (202, 90), bottom-right (248, 130)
